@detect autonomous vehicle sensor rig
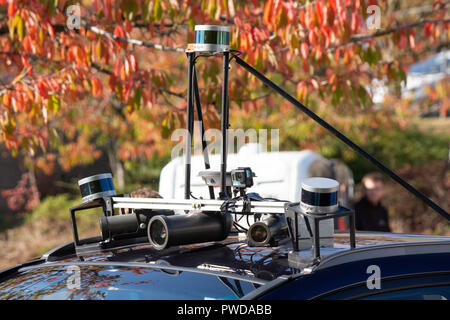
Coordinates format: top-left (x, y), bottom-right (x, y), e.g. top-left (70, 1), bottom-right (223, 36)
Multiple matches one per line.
top-left (0, 25), bottom-right (449, 301)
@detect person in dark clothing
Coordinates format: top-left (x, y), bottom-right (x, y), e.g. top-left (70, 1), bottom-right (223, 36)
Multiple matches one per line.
top-left (355, 173), bottom-right (391, 232)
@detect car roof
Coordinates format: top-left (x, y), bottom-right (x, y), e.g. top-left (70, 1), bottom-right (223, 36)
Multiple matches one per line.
top-left (6, 231), bottom-right (449, 284)
top-left (1, 231), bottom-right (448, 300)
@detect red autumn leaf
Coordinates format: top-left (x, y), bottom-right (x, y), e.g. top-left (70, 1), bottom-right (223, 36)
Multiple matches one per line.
top-left (22, 35), bottom-right (33, 53)
top-left (113, 25), bottom-right (125, 38)
top-left (308, 29), bottom-right (318, 46)
top-left (335, 47), bottom-right (340, 60)
top-left (351, 9), bottom-right (358, 33)
top-left (302, 60), bottom-right (309, 73)
top-left (149, 24), bottom-right (155, 37)
top-left (120, 64), bottom-right (127, 81)
top-left (128, 54), bottom-right (138, 72)
top-left (2, 92), bottom-right (11, 110)
top-left (38, 80), bottom-right (49, 99)
top-left (315, 0), bottom-right (324, 26)
top-left (267, 95), bottom-right (274, 108)
top-left (296, 81), bottom-right (307, 100)
top-left (91, 77), bottom-right (103, 97)
top-left (424, 22), bottom-right (432, 37)
top-left (7, 0), bottom-right (15, 19)
top-left (301, 42), bottom-right (309, 59)
top-left (398, 30), bottom-right (407, 49)
top-left (108, 75), bottom-right (116, 91)
top-left (306, 4), bottom-right (314, 28)
top-left (122, 82), bottom-right (132, 101)
top-left (409, 29), bottom-right (416, 48)
top-left (47, 23), bottom-right (55, 40)
top-left (263, 0), bottom-right (273, 25)
top-left (113, 25), bottom-right (127, 49)
top-left (114, 59), bottom-right (122, 77)
top-left (298, 8), bottom-right (305, 26)
top-left (329, 73), bottom-right (337, 85)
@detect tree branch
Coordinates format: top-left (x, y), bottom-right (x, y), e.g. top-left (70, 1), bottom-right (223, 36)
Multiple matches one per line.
top-left (90, 63), bottom-right (184, 98)
top-left (349, 19), bottom-right (450, 43)
top-left (0, 51), bottom-right (185, 99)
top-left (81, 20), bottom-right (185, 53)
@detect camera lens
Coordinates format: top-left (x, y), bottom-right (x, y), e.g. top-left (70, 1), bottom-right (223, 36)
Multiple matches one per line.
top-left (149, 219), bottom-right (167, 247)
top-left (250, 224), bottom-right (268, 243)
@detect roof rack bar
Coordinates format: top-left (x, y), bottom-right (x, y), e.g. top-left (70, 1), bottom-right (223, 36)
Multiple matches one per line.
top-left (111, 196), bottom-right (287, 214)
top-left (232, 54), bottom-right (450, 222)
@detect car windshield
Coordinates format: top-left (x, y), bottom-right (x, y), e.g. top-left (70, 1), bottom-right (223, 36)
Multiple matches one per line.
top-left (0, 265), bottom-right (258, 300)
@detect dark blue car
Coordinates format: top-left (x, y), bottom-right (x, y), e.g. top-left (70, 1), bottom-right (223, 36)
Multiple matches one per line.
top-left (1, 231), bottom-right (449, 300)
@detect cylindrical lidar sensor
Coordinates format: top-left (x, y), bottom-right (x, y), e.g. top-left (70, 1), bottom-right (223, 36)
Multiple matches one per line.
top-left (194, 25), bottom-right (230, 53)
top-left (78, 173), bottom-right (116, 203)
top-left (300, 177), bottom-right (339, 214)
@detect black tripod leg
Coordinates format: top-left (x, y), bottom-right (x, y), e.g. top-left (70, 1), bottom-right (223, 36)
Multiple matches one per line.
top-left (232, 54), bottom-right (450, 221)
top-left (219, 52), bottom-right (230, 199)
top-left (184, 52), bottom-right (195, 200)
top-left (193, 66), bottom-right (215, 199)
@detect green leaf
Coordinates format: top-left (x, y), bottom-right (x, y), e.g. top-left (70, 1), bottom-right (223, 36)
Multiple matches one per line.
top-left (254, 51), bottom-right (263, 71)
top-left (153, 0), bottom-right (162, 21)
top-left (47, 95), bottom-right (60, 113)
top-left (357, 87), bottom-right (370, 108)
top-left (141, 0), bottom-right (150, 21)
top-left (134, 87), bottom-right (142, 110)
top-left (17, 16), bottom-right (25, 40)
top-left (115, 82), bottom-right (123, 101)
top-left (167, 1), bottom-right (175, 19)
top-left (47, 0), bottom-right (58, 15)
top-left (10, 15), bottom-right (22, 40)
top-left (52, 95), bottom-right (60, 113)
top-left (398, 68), bottom-right (407, 86)
top-left (123, 0), bottom-right (138, 20)
top-left (331, 85), bottom-right (343, 106)
top-left (188, 17), bottom-right (195, 31)
top-left (161, 118), bottom-right (169, 138)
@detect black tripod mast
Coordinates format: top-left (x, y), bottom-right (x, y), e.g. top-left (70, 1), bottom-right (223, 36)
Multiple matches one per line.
top-left (184, 51), bottom-right (230, 201)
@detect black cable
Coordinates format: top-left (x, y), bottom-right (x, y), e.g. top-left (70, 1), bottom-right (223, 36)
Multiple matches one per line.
top-left (233, 221), bottom-right (248, 233)
top-left (189, 192), bottom-right (198, 200)
top-left (264, 197), bottom-right (289, 202)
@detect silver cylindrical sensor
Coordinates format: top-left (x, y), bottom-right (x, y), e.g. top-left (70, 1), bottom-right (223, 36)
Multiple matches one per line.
top-left (194, 25), bottom-right (230, 53)
top-left (300, 177), bottom-right (339, 214)
top-left (78, 173), bottom-right (116, 203)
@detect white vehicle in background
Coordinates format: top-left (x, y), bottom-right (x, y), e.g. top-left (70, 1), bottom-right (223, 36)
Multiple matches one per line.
top-left (158, 143), bottom-right (354, 230)
top-left (371, 49), bottom-right (450, 116)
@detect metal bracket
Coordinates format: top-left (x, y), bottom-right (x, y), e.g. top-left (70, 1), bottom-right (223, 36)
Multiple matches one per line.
top-left (285, 202), bottom-right (355, 262)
